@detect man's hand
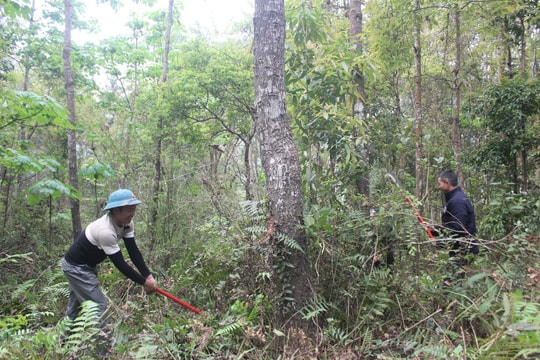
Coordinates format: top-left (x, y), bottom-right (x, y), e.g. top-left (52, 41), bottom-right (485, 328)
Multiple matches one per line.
top-left (143, 274), bottom-right (157, 294)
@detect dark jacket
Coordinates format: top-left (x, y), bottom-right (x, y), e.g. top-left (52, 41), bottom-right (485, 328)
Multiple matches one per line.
top-left (442, 186), bottom-right (476, 236)
top-left (442, 186), bottom-right (478, 254)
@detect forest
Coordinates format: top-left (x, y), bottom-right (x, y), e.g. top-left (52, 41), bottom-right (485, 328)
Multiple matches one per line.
top-left (1, 0), bottom-right (539, 359)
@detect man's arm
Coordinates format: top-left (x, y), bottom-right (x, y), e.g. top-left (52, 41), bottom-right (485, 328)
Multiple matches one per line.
top-left (124, 238), bottom-right (157, 294)
top-left (123, 237), bottom-right (151, 278)
top-left (108, 251), bottom-right (147, 285)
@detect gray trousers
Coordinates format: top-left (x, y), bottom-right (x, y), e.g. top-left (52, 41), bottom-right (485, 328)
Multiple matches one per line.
top-left (61, 258), bottom-right (109, 331)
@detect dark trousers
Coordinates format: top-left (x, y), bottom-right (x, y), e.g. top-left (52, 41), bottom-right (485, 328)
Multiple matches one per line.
top-left (61, 257), bottom-right (110, 331)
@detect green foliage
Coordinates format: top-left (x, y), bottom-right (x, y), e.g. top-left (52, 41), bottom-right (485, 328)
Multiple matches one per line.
top-left (285, 0), bottom-right (373, 197)
top-left (0, 252), bottom-right (32, 265)
top-left (0, 0), bottom-right (33, 20)
top-left (0, 300), bottom-right (102, 359)
top-left (0, 89), bottom-right (71, 129)
top-left (202, 293), bottom-right (267, 356)
top-left (476, 290), bottom-right (540, 359)
top-left (465, 77), bottom-right (540, 186)
top-left (26, 179), bottom-right (80, 205)
top-left (61, 301), bottom-right (103, 351)
top-left (78, 160), bottom-right (115, 181)
top-left (478, 184), bottom-right (540, 239)
top-left (1, 0), bottom-right (540, 359)
top-left (0, 148), bottom-right (67, 196)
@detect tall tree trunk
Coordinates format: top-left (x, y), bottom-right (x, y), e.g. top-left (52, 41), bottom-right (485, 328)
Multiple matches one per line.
top-left (413, 0), bottom-right (424, 200)
top-left (63, 0), bottom-right (81, 240)
top-left (349, 0), bottom-right (369, 196)
top-left (518, 13), bottom-right (528, 190)
top-left (161, 0), bottom-right (173, 85)
top-left (150, 0), bottom-right (174, 253)
top-left (253, 0), bottom-right (313, 331)
top-left (243, 136), bottom-right (254, 201)
top-left (452, 4), bottom-right (464, 186)
top-left (533, 44), bottom-right (538, 76)
top-left (23, 0), bottom-right (36, 93)
top-left (504, 17), bottom-right (514, 78)
top-left (519, 14), bottom-right (526, 75)
top-left (392, 71), bottom-right (404, 170)
top-left (3, 0), bottom-right (38, 237)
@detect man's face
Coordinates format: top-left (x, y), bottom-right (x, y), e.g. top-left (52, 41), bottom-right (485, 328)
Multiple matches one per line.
top-left (438, 177), bottom-right (451, 193)
top-left (114, 205), bottom-right (137, 225)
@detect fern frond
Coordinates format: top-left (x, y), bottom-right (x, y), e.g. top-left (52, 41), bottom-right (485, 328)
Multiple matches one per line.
top-left (215, 322), bottom-right (243, 336)
top-left (11, 279), bottom-right (36, 300)
top-left (414, 344), bottom-right (449, 358)
top-left (0, 252), bottom-right (33, 264)
top-left (246, 225), bottom-right (265, 235)
top-left (241, 200), bottom-right (266, 218)
top-left (301, 299), bottom-right (328, 321)
top-left (39, 282), bottom-right (71, 303)
top-left (275, 232), bottom-right (304, 252)
top-left (66, 300), bottom-right (101, 338)
top-left (14, 329), bottom-right (32, 337)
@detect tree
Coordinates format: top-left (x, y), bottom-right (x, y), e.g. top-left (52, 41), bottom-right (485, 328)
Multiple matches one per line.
top-left (364, 0), bottom-right (416, 174)
top-left (452, 2), bottom-right (464, 186)
top-left (349, 0), bottom-right (370, 196)
top-left (149, 0), bottom-right (174, 251)
top-left (284, 0), bottom-right (369, 205)
top-left (63, 0), bottom-right (81, 239)
top-left (253, 0), bottom-right (314, 330)
top-left (466, 77), bottom-right (540, 192)
top-left (413, 0), bottom-right (425, 200)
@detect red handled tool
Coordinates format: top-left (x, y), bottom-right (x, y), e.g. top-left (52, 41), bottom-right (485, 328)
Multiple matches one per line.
top-left (385, 173), bottom-right (436, 243)
top-left (404, 196), bottom-right (435, 240)
top-left (156, 287), bottom-right (202, 314)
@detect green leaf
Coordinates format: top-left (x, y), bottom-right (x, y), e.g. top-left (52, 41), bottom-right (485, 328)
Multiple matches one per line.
top-left (0, 148), bottom-right (42, 172)
top-left (26, 179), bottom-right (80, 205)
top-left (79, 161), bottom-right (115, 180)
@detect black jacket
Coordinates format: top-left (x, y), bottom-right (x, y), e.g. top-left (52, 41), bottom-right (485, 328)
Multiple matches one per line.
top-left (442, 186), bottom-right (476, 237)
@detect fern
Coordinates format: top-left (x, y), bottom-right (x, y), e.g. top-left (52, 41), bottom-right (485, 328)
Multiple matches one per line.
top-left (131, 343), bottom-right (160, 359)
top-left (512, 294), bottom-right (540, 324)
top-left (39, 282), bottom-right (71, 305)
top-left (475, 289), bottom-right (540, 359)
top-left (0, 252), bottom-right (33, 264)
top-left (414, 344), bottom-right (450, 359)
top-left (301, 298), bottom-right (329, 321)
top-left (215, 321), bottom-right (243, 337)
top-left (275, 231), bottom-right (304, 252)
top-left (246, 225), bottom-right (266, 236)
top-left (241, 200), bottom-right (266, 220)
top-left (10, 279), bottom-right (36, 301)
top-left (60, 300), bottom-right (107, 358)
top-left (246, 301), bottom-right (260, 323)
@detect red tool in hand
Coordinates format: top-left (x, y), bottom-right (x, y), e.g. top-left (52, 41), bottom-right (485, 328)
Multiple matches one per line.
top-left (385, 173), bottom-right (436, 243)
top-left (156, 287), bottom-right (202, 314)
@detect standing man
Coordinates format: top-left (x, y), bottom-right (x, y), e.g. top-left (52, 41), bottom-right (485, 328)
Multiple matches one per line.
top-left (61, 189), bottom-right (157, 350)
top-left (433, 170), bottom-right (478, 284)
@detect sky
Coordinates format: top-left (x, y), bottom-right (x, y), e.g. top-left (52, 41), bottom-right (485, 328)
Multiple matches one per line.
top-left (74, 0), bottom-right (253, 42)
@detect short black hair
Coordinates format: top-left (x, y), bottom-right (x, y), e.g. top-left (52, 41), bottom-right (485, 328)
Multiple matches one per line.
top-left (438, 170), bottom-right (458, 186)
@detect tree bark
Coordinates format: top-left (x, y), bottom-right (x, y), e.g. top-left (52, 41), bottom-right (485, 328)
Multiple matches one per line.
top-left (253, 0), bottom-right (313, 330)
top-left (413, 0), bottom-right (424, 200)
top-left (63, 0), bottom-right (81, 240)
top-left (452, 4), bottom-right (464, 186)
top-left (349, 0), bottom-right (369, 196)
top-left (161, 0), bottom-right (173, 85)
top-left (150, 0), bottom-right (174, 253)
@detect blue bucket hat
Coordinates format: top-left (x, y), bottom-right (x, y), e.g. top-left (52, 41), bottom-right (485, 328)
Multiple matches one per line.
top-left (103, 189), bottom-right (142, 210)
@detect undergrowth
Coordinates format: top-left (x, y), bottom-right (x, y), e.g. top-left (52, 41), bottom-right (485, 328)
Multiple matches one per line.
top-left (1, 196), bottom-right (539, 359)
